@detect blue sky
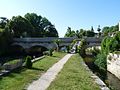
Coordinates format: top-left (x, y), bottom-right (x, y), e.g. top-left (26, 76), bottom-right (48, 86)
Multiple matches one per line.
top-left (0, 0), bottom-right (120, 37)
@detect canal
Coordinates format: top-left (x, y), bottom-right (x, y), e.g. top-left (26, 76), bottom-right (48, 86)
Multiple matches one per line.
top-left (83, 56), bottom-right (120, 90)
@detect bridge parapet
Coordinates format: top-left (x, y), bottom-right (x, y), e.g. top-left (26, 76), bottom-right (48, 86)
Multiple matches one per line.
top-left (84, 37), bottom-right (103, 43)
top-left (13, 37), bottom-right (76, 43)
top-left (12, 37), bottom-right (76, 50)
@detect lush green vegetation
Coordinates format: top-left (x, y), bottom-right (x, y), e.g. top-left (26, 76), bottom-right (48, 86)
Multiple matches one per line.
top-left (0, 13), bottom-right (58, 38)
top-left (95, 31), bottom-right (120, 72)
top-left (47, 54), bottom-right (100, 90)
top-left (0, 52), bottom-right (66, 90)
top-left (102, 24), bottom-right (118, 36)
top-left (25, 56), bottom-right (32, 69)
top-left (78, 39), bottom-right (86, 57)
top-left (54, 39), bottom-right (62, 51)
top-left (64, 26), bottom-right (96, 38)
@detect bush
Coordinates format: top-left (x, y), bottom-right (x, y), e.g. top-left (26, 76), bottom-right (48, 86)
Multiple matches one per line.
top-left (49, 49), bottom-right (53, 56)
top-left (25, 56), bottom-right (32, 69)
top-left (66, 46), bottom-right (70, 53)
top-left (94, 53), bottom-right (107, 71)
top-left (75, 45), bottom-right (78, 53)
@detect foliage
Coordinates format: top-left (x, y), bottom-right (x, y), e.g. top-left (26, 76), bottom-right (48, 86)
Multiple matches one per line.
top-left (72, 39), bottom-right (77, 44)
top-left (64, 27), bottom-right (76, 37)
top-left (66, 46), bottom-right (70, 53)
top-left (49, 49), bottom-right (53, 56)
top-left (7, 13), bottom-right (58, 38)
top-left (8, 16), bottom-right (34, 37)
top-left (94, 53), bottom-right (107, 71)
top-left (54, 39), bottom-right (62, 51)
top-left (0, 17), bottom-right (8, 29)
top-left (101, 36), bottom-right (112, 54)
top-left (0, 28), bottom-right (13, 56)
top-left (85, 30), bottom-right (95, 37)
top-left (97, 25), bottom-right (101, 37)
top-left (78, 39), bottom-right (86, 57)
top-left (25, 56), bottom-right (32, 69)
top-left (64, 27), bottom-right (95, 38)
top-left (95, 31), bottom-right (120, 72)
top-left (25, 13), bottom-right (58, 37)
top-left (101, 31), bottom-right (120, 55)
top-left (102, 24), bottom-right (118, 36)
top-left (75, 45), bottom-right (78, 53)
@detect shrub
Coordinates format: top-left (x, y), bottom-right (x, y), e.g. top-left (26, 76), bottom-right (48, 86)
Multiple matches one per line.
top-left (75, 45), bottom-right (78, 53)
top-left (25, 56), bottom-right (32, 69)
top-left (49, 49), bottom-right (53, 56)
top-left (66, 46), bottom-right (70, 53)
top-left (94, 53), bottom-right (107, 71)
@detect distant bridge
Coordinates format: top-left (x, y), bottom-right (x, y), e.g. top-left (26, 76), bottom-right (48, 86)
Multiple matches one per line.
top-left (84, 37), bottom-right (103, 48)
top-left (12, 37), bottom-right (76, 50)
top-left (12, 37), bottom-right (103, 54)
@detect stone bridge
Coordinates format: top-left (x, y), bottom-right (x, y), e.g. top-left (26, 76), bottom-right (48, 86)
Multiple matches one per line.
top-left (12, 37), bottom-right (103, 54)
top-left (84, 37), bottom-right (103, 48)
top-left (12, 37), bottom-right (76, 50)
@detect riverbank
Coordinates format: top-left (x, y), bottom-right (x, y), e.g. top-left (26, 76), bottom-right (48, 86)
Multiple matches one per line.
top-left (47, 54), bottom-right (100, 90)
top-left (84, 55), bottom-right (120, 90)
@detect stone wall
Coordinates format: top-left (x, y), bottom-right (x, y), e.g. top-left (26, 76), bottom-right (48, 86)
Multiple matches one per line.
top-left (107, 53), bottom-right (120, 79)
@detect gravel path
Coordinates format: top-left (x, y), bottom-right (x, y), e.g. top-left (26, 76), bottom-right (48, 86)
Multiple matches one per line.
top-left (27, 54), bottom-right (73, 90)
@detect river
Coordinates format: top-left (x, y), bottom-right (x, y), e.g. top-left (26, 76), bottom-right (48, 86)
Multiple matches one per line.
top-left (83, 56), bottom-right (120, 90)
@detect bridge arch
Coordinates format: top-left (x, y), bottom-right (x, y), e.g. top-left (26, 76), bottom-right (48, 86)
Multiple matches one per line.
top-left (10, 44), bottom-right (26, 56)
top-left (12, 43), bottom-right (57, 50)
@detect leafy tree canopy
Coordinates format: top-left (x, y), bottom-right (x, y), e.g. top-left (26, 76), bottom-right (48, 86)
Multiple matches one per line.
top-left (102, 24), bottom-right (118, 36)
top-left (6, 13), bottom-right (58, 37)
top-left (64, 27), bottom-right (95, 38)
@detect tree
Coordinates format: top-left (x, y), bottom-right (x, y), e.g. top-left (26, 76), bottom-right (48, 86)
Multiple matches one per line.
top-left (86, 30), bottom-right (95, 37)
top-left (24, 13), bottom-right (43, 37)
top-left (64, 27), bottom-right (76, 37)
top-left (0, 28), bottom-right (12, 56)
top-left (102, 24), bottom-right (119, 36)
top-left (101, 31), bottom-right (120, 54)
top-left (97, 25), bottom-right (101, 37)
top-left (8, 16), bottom-right (34, 37)
top-left (54, 39), bottom-right (62, 51)
top-left (102, 26), bottom-right (110, 36)
top-left (44, 25), bottom-right (58, 37)
top-left (0, 17), bottom-right (9, 29)
top-left (25, 56), bottom-right (32, 69)
top-left (76, 30), bottom-right (79, 38)
top-left (91, 26), bottom-right (94, 32)
top-left (25, 13), bottom-right (58, 37)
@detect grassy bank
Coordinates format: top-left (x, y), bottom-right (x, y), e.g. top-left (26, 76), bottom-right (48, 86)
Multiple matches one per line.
top-left (0, 52), bottom-right (66, 90)
top-left (47, 54), bottom-right (100, 90)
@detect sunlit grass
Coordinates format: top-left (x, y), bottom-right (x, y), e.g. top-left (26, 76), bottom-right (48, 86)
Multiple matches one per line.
top-left (47, 54), bottom-right (100, 90)
top-left (0, 52), bottom-right (66, 90)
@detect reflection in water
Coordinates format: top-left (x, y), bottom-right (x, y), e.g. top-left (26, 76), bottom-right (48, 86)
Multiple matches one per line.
top-left (107, 72), bottom-right (120, 90)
